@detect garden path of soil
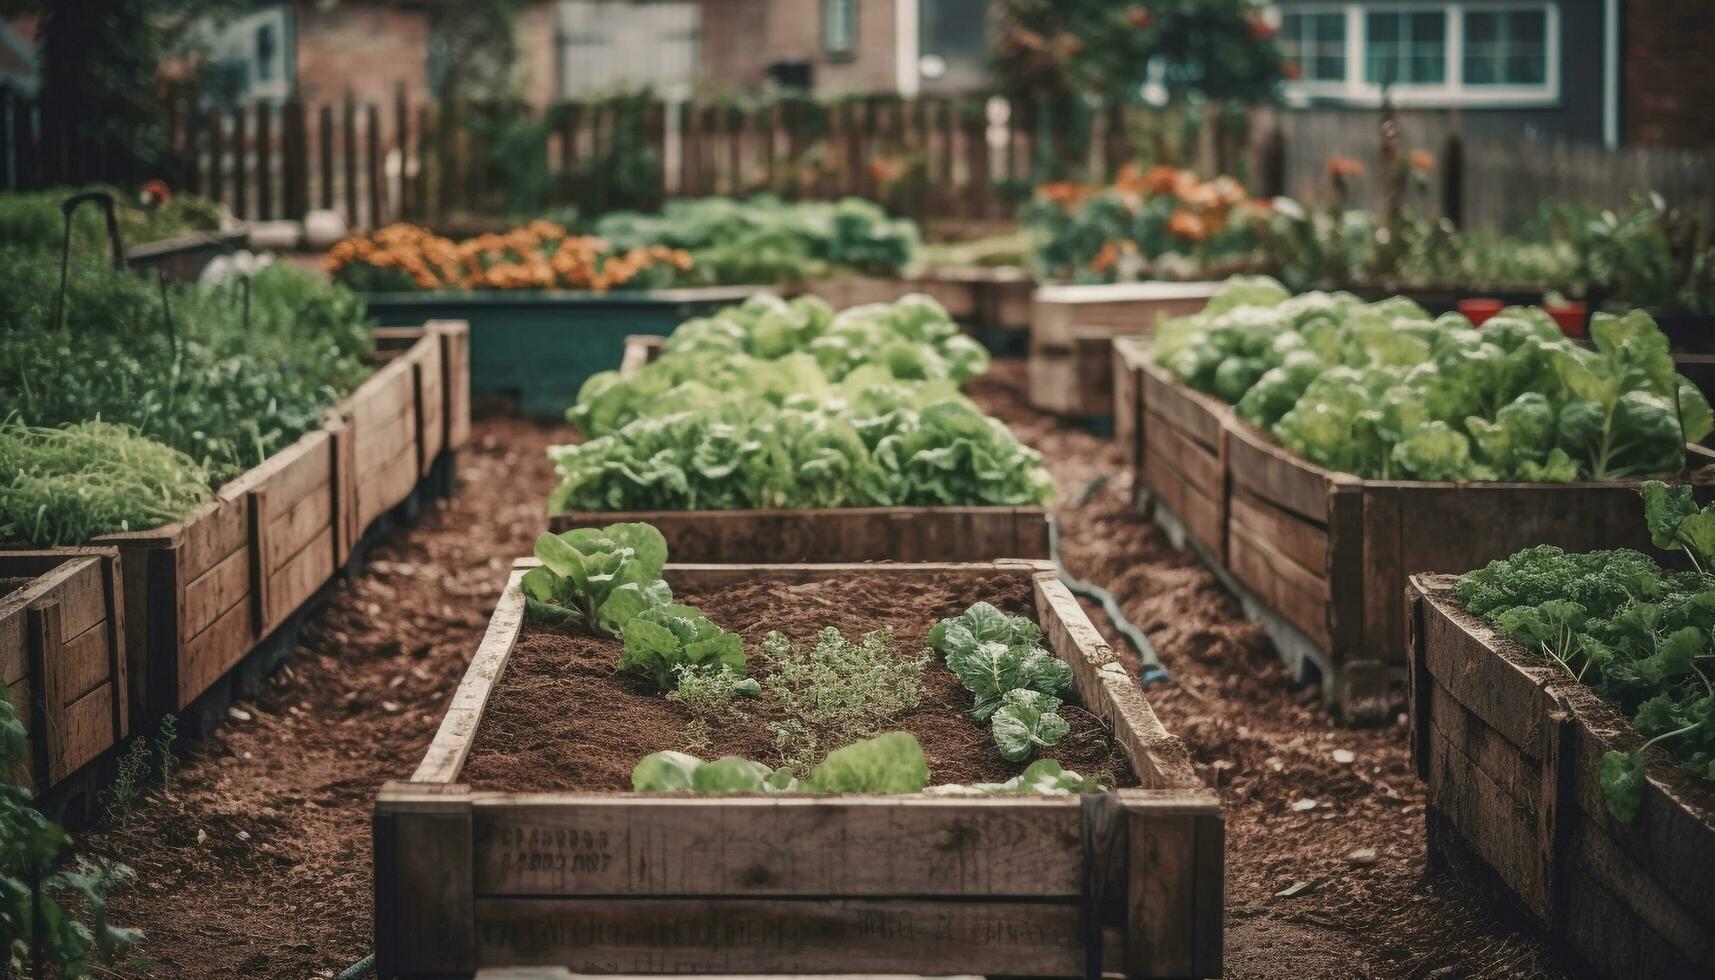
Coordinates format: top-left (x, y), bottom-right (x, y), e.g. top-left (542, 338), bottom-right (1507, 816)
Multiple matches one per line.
top-left (84, 360), bottom-right (1582, 979)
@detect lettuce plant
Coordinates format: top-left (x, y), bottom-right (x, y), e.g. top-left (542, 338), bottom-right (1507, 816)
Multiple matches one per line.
top-left (620, 604), bottom-right (754, 692)
top-left (631, 731), bottom-right (928, 794)
top-left (929, 602), bottom-right (1075, 762)
top-left (521, 522), bottom-right (672, 633)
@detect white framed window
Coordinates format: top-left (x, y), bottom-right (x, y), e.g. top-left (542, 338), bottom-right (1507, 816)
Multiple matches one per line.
top-left (823, 0), bottom-right (858, 59)
top-left (1272, 1), bottom-right (1559, 107)
top-left (1281, 7), bottom-right (1349, 86)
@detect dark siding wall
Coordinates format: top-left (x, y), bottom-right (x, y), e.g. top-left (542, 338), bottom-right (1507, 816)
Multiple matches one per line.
top-left (1625, 0), bottom-right (1715, 147)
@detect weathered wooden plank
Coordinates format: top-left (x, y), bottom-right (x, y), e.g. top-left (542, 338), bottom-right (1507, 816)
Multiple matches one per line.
top-left (1111, 336), bottom-right (1146, 469)
top-left (56, 619), bottom-right (112, 705)
top-left (1226, 508), bottom-right (1332, 650)
top-left (433, 320), bottom-right (473, 451)
top-left (1143, 410), bottom-right (1222, 492)
top-left (1138, 358), bottom-right (1224, 450)
top-left (1417, 590), bottom-right (1557, 757)
top-left (265, 531), bottom-right (336, 627)
top-left (1223, 417), bottom-right (1339, 523)
top-left (179, 544), bottom-right (250, 641)
top-left (1030, 281), bottom-right (1222, 348)
top-left (549, 508), bottom-right (1051, 563)
top-left (175, 597), bottom-right (253, 709)
top-left (264, 482), bottom-right (335, 573)
top-left (471, 795), bottom-right (1090, 897)
top-left (413, 571), bottom-right (527, 784)
top-left (1124, 810), bottom-right (1195, 978)
top-left (1360, 485), bottom-right (1404, 668)
top-left (1425, 722), bottom-right (1553, 921)
top-left (54, 681), bottom-right (115, 779)
top-left (470, 896), bottom-right (1115, 977)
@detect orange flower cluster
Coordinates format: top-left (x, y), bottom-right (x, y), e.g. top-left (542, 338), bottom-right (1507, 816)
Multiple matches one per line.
top-left (326, 222), bottom-right (693, 292)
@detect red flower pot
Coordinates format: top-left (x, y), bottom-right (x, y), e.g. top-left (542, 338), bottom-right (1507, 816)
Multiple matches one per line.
top-left (1545, 300), bottom-right (1588, 338)
top-left (1457, 298), bottom-right (1505, 326)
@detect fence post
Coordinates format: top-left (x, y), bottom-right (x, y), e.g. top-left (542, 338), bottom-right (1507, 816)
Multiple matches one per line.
top-left (962, 96), bottom-right (990, 219)
top-left (319, 104), bottom-right (334, 211)
top-left (367, 102), bottom-right (382, 228)
top-left (1441, 130), bottom-right (1464, 227)
top-left (395, 82), bottom-right (410, 221)
top-left (208, 106), bottom-right (225, 209)
top-left (343, 90), bottom-right (359, 226)
top-left (645, 99), bottom-right (666, 210)
top-left (283, 100), bottom-right (306, 220)
top-left (232, 105), bottom-right (248, 219)
top-left (1259, 123), bottom-right (1286, 200)
top-left (257, 102), bottom-right (273, 220)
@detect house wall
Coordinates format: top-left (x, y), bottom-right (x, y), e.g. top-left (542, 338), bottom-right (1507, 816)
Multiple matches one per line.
top-left (1624, 0), bottom-right (1715, 147)
top-left (292, 2), bottom-right (430, 107)
top-left (699, 0), bottom-right (900, 94)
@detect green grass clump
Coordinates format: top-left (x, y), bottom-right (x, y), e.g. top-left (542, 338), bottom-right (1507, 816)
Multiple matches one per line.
top-left (0, 420), bottom-right (211, 546)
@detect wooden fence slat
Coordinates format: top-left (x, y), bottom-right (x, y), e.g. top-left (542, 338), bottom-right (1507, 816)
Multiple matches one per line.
top-left (395, 83), bottom-right (410, 221)
top-left (318, 103), bottom-right (334, 211)
top-left (343, 90), bottom-right (358, 225)
top-left (256, 102), bottom-right (273, 220)
top-left (367, 102), bottom-right (382, 229)
top-left (207, 107), bottom-right (225, 209)
top-left (232, 105), bottom-right (248, 219)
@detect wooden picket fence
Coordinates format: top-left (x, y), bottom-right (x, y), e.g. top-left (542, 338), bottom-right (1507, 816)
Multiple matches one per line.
top-left (0, 88), bottom-right (1246, 230)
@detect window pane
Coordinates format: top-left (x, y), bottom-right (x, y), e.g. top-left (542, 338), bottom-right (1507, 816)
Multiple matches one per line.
top-left (1281, 10), bottom-right (1347, 83)
top-left (1463, 6), bottom-right (1547, 87)
top-left (1366, 10), bottom-right (1445, 85)
top-left (823, 0), bottom-right (856, 55)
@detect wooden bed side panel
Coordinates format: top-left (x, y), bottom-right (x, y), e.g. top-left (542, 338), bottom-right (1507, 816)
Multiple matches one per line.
top-left (1138, 360), bottom-right (1224, 450)
top-left (549, 508), bottom-right (1052, 563)
top-left (1112, 337), bottom-right (1144, 470)
top-left (431, 320), bottom-right (473, 451)
top-left (1223, 417), bottom-right (1336, 524)
top-left (1142, 443), bottom-right (1223, 563)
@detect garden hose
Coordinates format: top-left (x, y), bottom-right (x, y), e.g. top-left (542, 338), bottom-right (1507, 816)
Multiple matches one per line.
top-left (336, 954), bottom-right (376, 979)
top-left (1050, 476), bottom-right (1170, 685)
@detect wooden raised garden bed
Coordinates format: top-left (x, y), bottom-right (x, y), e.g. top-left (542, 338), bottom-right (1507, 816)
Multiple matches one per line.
top-left (1407, 576), bottom-right (1715, 980)
top-left (1121, 353), bottom-right (1715, 723)
top-left (1, 549), bottom-right (127, 797)
top-left (547, 334), bottom-right (1051, 562)
top-left (62, 322), bottom-right (472, 731)
top-left (123, 227), bottom-right (250, 282)
top-left (1028, 281), bottom-right (1222, 418)
top-left (374, 558), bottom-right (1221, 980)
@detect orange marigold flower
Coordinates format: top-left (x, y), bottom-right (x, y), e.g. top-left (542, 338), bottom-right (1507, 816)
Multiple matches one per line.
top-left (1410, 149), bottom-right (1435, 172)
top-left (1283, 60), bottom-right (1303, 80)
top-left (1167, 210), bottom-right (1208, 242)
top-left (1090, 240), bottom-right (1121, 275)
top-left (1125, 5), bottom-right (1152, 29)
top-left (1326, 155), bottom-right (1366, 178)
top-left (1142, 165), bottom-right (1180, 196)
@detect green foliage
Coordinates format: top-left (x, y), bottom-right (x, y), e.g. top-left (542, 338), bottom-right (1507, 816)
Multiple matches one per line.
top-left (154, 715), bottom-right (178, 795)
top-left (596, 195), bottom-right (920, 283)
top-left (102, 738), bottom-right (151, 825)
top-left (990, 689), bottom-right (1071, 763)
top-left (631, 731), bottom-right (930, 795)
top-left (1456, 484), bottom-right (1715, 822)
top-left (667, 666), bottom-right (759, 753)
top-left (1158, 277), bottom-right (1711, 481)
top-left (761, 627), bottom-right (929, 775)
top-left (521, 522), bottom-right (671, 632)
top-left (550, 295), bottom-right (1054, 513)
top-left (620, 604), bottom-right (751, 692)
top-left (929, 602), bottom-right (1074, 762)
top-left (1, 687), bottom-right (140, 976)
top-left (0, 187), bottom-right (224, 256)
top-left (992, 0), bottom-right (1285, 106)
top-left (0, 420), bottom-right (212, 547)
top-left (0, 250), bottom-right (372, 486)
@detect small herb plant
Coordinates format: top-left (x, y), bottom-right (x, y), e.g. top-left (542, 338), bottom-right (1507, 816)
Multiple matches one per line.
top-left (667, 665), bottom-right (759, 752)
top-left (1455, 479), bottom-right (1715, 821)
top-left (760, 627), bottom-right (928, 774)
top-left (929, 602), bottom-right (1075, 762)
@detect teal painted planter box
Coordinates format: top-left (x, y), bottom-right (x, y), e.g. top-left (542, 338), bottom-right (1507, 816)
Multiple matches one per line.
top-left (362, 286), bottom-right (763, 419)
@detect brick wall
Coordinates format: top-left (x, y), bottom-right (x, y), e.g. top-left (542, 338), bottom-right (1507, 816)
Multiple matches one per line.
top-left (700, 0), bottom-right (901, 95)
top-left (1624, 0), bottom-right (1715, 147)
top-left (516, 3), bottom-right (560, 106)
top-left (292, 2), bottom-right (430, 107)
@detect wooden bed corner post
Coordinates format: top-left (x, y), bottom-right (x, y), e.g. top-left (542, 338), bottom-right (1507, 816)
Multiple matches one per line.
top-left (1538, 706), bottom-right (1574, 938)
top-left (1406, 583), bottom-right (1432, 781)
top-left (1120, 794), bottom-right (1223, 980)
top-left (374, 781), bottom-right (475, 980)
top-left (24, 599), bottom-right (64, 786)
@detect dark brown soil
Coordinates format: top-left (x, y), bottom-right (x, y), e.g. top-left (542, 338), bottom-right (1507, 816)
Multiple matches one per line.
top-left (72, 358), bottom-right (1587, 979)
top-left (461, 570), bottom-right (1128, 792)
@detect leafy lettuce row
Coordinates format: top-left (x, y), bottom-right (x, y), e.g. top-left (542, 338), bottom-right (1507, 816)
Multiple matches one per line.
top-left (551, 295), bottom-right (1052, 513)
top-left (928, 602), bottom-right (1076, 762)
top-left (1455, 481), bottom-right (1715, 822)
top-left (1155, 277), bottom-right (1713, 482)
top-left (571, 293), bottom-right (990, 438)
top-left (630, 731), bottom-right (1105, 795)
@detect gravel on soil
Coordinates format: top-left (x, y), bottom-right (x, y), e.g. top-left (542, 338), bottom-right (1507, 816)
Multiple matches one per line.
top-left (77, 360), bottom-right (1583, 979)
